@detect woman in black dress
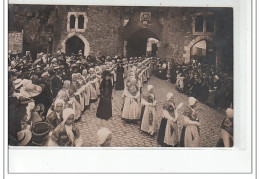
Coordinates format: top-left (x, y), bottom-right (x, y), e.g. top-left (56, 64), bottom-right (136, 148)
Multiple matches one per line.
top-left (115, 61), bottom-right (125, 90)
top-left (96, 71), bottom-right (113, 120)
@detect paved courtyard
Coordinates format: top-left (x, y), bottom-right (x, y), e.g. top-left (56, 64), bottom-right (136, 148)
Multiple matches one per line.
top-left (77, 75), bottom-right (225, 147)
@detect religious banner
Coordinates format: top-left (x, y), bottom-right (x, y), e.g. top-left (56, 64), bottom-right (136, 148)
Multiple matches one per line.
top-left (8, 31), bottom-right (23, 54)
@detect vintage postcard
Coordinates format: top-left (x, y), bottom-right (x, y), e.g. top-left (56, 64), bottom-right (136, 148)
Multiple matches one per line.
top-left (5, 0), bottom-right (254, 175)
top-left (8, 4), bottom-right (234, 148)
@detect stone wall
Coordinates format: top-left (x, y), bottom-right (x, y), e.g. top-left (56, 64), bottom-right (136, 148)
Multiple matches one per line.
top-left (53, 6), bottom-right (123, 57)
top-left (9, 5), bottom-right (233, 66)
top-left (8, 5), bottom-right (56, 58)
top-left (156, 7), bottom-right (233, 66)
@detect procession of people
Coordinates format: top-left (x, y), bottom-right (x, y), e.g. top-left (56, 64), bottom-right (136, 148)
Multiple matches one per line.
top-left (8, 50), bottom-right (233, 147)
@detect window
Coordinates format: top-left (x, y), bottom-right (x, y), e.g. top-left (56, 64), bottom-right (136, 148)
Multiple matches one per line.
top-left (78, 15), bottom-right (84, 29)
top-left (195, 15), bottom-right (204, 32)
top-left (206, 16), bottom-right (215, 32)
top-left (192, 12), bottom-right (216, 35)
top-left (70, 15), bottom-right (76, 29)
top-left (67, 12), bottom-right (88, 32)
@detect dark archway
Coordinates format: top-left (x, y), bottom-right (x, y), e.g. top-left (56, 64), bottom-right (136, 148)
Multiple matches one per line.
top-left (126, 28), bottom-right (160, 58)
top-left (65, 35), bottom-right (85, 56)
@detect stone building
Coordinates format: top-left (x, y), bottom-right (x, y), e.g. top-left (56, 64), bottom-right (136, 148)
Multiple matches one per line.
top-left (8, 5), bottom-right (233, 67)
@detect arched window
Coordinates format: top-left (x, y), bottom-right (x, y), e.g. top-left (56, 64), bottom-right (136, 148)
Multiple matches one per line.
top-left (78, 15), bottom-right (84, 29)
top-left (70, 15), bottom-right (76, 29)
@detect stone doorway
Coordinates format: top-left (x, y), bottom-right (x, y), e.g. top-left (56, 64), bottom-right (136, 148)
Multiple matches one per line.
top-left (65, 35), bottom-right (85, 56)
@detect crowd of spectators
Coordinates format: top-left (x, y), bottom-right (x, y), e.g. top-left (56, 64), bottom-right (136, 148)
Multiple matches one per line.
top-left (155, 58), bottom-right (233, 110)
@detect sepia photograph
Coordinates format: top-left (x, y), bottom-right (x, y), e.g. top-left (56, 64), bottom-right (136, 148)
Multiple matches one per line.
top-left (7, 4), bottom-right (234, 148)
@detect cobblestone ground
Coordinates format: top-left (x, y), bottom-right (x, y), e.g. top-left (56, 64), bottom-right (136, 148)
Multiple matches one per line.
top-left (77, 75), bottom-right (225, 147)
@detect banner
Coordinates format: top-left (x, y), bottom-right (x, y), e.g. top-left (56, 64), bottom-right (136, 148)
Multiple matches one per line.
top-left (8, 31), bottom-right (23, 54)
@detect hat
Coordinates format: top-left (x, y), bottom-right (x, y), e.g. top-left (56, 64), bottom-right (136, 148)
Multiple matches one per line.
top-left (147, 85), bottom-right (154, 92)
top-left (62, 108), bottom-right (75, 123)
top-left (166, 92), bottom-right (174, 101)
top-left (54, 98), bottom-right (65, 108)
top-left (36, 65), bottom-right (41, 68)
top-left (97, 127), bottom-right (112, 146)
top-left (41, 72), bottom-right (49, 78)
top-left (188, 97), bottom-right (197, 106)
top-left (20, 84), bottom-right (42, 98)
top-left (11, 61), bottom-right (17, 67)
top-left (53, 65), bottom-right (60, 69)
top-left (17, 129), bottom-right (32, 146)
top-left (72, 73), bottom-right (77, 79)
top-left (89, 68), bottom-right (94, 73)
top-left (20, 79), bottom-right (32, 87)
top-left (214, 75), bottom-right (219, 80)
top-left (226, 108), bottom-right (233, 119)
top-left (31, 121), bottom-right (50, 146)
top-left (101, 65), bottom-right (107, 71)
top-left (10, 68), bottom-right (17, 72)
top-left (129, 78), bottom-right (137, 85)
top-left (51, 58), bottom-right (57, 63)
top-left (82, 69), bottom-right (88, 76)
top-left (13, 79), bottom-right (22, 89)
top-left (76, 60), bottom-right (82, 64)
top-left (76, 73), bottom-right (82, 77)
top-left (95, 66), bottom-right (102, 72)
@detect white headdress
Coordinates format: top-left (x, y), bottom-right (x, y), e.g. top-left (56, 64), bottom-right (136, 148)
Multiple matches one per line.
top-left (188, 97), bottom-right (197, 106)
top-left (97, 127), bottom-right (112, 146)
top-left (226, 108), bottom-right (233, 119)
top-left (147, 85), bottom-right (154, 92)
top-left (62, 108), bottom-right (75, 123)
top-left (54, 98), bottom-right (65, 108)
top-left (166, 92), bottom-right (174, 101)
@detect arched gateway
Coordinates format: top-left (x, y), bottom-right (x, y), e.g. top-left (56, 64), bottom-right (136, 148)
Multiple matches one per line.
top-left (124, 28), bottom-right (161, 58)
top-left (184, 36), bottom-right (215, 64)
top-left (61, 32), bottom-right (90, 57)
